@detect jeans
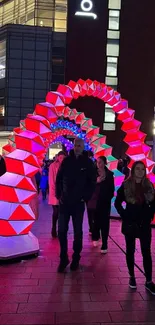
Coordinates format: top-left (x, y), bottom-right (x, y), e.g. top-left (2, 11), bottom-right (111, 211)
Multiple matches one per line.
top-left (125, 227), bottom-right (152, 281)
top-left (92, 208), bottom-right (110, 249)
top-left (58, 202), bottom-right (85, 262)
top-left (52, 205), bottom-right (59, 231)
top-left (42, 189), bottom-right (46, 200)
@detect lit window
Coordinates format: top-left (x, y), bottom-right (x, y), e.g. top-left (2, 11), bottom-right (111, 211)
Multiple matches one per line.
top-left (107, 57), bottom-right (118, 76)
top-left (107, 30), bottom-right (120, 39)
top-left (0, 41), bottom-right (6, 80)
top-left (105, 109), bottom-right (115, 123)
top-left (109, 10), bottom-right (120, 30)
top-left (105, 77), bottom-right (118, 85)
top-left (103, 123), bottom-right (116, 131)
top-left (109, 0), bottom-right (121, 10)
top-left (0, 105), bottom-right (4, 117)
top-left (107, 42), bottom-right (119, 56)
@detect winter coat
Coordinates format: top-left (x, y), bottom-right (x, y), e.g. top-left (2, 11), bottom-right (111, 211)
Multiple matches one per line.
top-left (115, 183), bottom-right (155, 234)
top-left (48, 160), bottom-right (61, 205)
top-left (56, 150), bottom-right (96, 206)
top-left (40, 169), bottom-right (48, 190)
top-left (87, 167), bottom-right (114, 213)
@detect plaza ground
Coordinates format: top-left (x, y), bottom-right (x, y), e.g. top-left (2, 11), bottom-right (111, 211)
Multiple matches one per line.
top-left (0, 198), bottom-right (155, 324)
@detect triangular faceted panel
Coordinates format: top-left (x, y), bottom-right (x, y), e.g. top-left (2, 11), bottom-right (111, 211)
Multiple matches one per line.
top-left (0, 202), bottom-right (16, 220)
top-left (57, 84), bottom-right (73, 104)
top-left (9, 204), bottom-right (35, 221)
top-left (9, 220), bottom-right (34, 235)
top-left (0, 185), bottom-right (18, 203)
top-left (0, 220), bottom-right (17, 236)
top-left (20, 223), bottom-right (34, 235)
top-left (17, 177), bottom-right (36, 191)
top-left (15, 188), bottom-right (36, 204)
top-left (24, 154), bottom-right (40, 167)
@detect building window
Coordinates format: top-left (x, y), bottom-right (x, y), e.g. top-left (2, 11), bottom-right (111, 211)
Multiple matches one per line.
top-left (106, 42), bottom-right (119, 56)
top-left (106, 56), bottom-right (118, 76)
top-left (105, 108), bottom-right (115, 123)
top-left (107, 30), bottom-right (120, 39)
top-left (0, 105), bottom-right (4, 117)
top-left (103, 123), bottom-right (116, 131)
top-left (109, 10), bottom-right (120, 30)
top-left (0, 41), bottom-right (6, 79)
top-left (0, 0), bottom-right (67, 32)
top-left (104, 0), bottom-right (121, 131)
top-left (109, 0), bottom-right (121, 9)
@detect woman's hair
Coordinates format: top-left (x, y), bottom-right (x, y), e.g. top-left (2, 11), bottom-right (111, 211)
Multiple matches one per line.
top-left (58, 151), bottom-right (66, 157)
top-left (130, 161), bottom-right (146, 179)
top-left (98, 156), bottom-right (107, 165)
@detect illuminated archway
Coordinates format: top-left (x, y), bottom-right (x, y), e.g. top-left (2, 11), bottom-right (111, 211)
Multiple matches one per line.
top-left (0, 78), bottom-right (154, 259)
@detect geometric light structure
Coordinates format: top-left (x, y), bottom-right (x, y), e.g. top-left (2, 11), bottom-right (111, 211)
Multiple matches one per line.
top-left (0, 78), bottom-right (154, 259)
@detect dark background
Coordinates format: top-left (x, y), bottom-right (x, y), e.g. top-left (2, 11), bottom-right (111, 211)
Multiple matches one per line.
top-left (65, 0), bottom-right (108, 131)
top-left (66, 0), bottom-right (155, 157)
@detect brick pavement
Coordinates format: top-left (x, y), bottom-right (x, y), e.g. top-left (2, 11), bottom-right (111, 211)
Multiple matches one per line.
top-left (0, 198), bottom-right (155, 324)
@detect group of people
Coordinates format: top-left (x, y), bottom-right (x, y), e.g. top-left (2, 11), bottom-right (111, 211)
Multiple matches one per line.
top-left (47, 137), bottom-right (155, 295)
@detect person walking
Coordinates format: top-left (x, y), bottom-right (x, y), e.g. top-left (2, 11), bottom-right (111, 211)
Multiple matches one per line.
top-left (87, 156), bottom-right (114, 253)
top-left (86, 150), bottom-right (97, 235)
top-left (115, 161), bottom-right (155, 294)
top-left (48, 151), bottom-right (66, 238)
top-left (40, 168), bottom-right (48, 200)
top-left (56, 138), bottom-right (96, 272)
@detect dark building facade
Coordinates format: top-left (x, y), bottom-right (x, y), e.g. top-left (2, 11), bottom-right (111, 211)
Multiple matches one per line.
top-left (65, 0), bottom-right (155, 157)
top-left (0, 24), bottom-right (66, 131)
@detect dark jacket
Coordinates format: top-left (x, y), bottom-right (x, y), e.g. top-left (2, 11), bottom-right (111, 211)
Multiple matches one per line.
top-left (0, 157), bottom-right (6, 177)
top-left (115, 184), bottom-right (155, 233)
top-left (87, 167), bottom-right (114, 212)
top-left (56, 150), bottom-right (96, 206)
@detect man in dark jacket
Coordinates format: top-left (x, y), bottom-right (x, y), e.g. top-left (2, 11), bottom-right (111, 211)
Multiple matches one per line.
top-left (56, 138), bottom-right (96, 272)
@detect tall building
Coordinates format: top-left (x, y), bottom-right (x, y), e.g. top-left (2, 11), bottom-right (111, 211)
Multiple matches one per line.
top-left (0, 0), bottom-right (67, 151)
top-left (66, 0), bottom-right (155, 158)
top-left (0, 0), bottom-right (67, 31)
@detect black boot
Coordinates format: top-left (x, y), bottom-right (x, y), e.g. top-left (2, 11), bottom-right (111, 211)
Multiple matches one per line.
top-left (57, 259), bottom-right (69, 273)
top-left (70, 258), bottom-right (80, 271)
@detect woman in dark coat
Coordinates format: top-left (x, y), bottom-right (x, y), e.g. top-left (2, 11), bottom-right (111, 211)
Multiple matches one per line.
top-left (87, 156), bottom-right (114, 253)
top-left (115, 161), bottom-right (155, 295)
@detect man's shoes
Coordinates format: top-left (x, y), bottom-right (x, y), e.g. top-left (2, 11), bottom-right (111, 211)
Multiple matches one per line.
top-left (145, 281), bottom-right (155, 295)
top-left (101, 247), bottom-right (108, 254)
top-left (57, 259), bottom-right (69, 273)
top-left (129, 277), bottom-right (137, 289)
top-left (70, 259), bottom-right (79, 271)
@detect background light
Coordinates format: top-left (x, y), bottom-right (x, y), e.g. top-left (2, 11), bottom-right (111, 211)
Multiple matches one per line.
top-left (81, 0), bottom-right (93, 12)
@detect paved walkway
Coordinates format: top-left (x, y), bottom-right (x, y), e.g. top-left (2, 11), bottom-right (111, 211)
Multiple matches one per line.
top-left (0, 198), bottom-right (155, 324)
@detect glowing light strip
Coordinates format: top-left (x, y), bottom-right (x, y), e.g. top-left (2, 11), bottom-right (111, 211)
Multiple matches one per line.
top-left (75, 11), bottom-right (97, 19)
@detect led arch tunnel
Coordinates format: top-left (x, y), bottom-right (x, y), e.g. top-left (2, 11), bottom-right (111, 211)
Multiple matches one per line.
top-left (0, 78), bottom-right (155, 259)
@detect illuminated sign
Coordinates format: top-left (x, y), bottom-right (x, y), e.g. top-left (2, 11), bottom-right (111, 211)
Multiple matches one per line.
top-left (75, 0), bottom-right (97, 19)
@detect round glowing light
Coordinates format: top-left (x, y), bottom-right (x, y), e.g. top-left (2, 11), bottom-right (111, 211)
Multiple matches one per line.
top-left (81, 0), bottom-right (93, 12)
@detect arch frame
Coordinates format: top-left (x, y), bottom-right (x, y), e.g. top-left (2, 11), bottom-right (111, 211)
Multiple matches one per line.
top-left (0, 78), bottom-right (154, 259)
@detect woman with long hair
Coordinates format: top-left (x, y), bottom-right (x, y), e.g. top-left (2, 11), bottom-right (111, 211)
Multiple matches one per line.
top-left (87, 156), bottom-right (114, 253)
top-left (115, 161), bottom-right (155, 294)
top-left (48, 151), bottom-right (66, 237)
